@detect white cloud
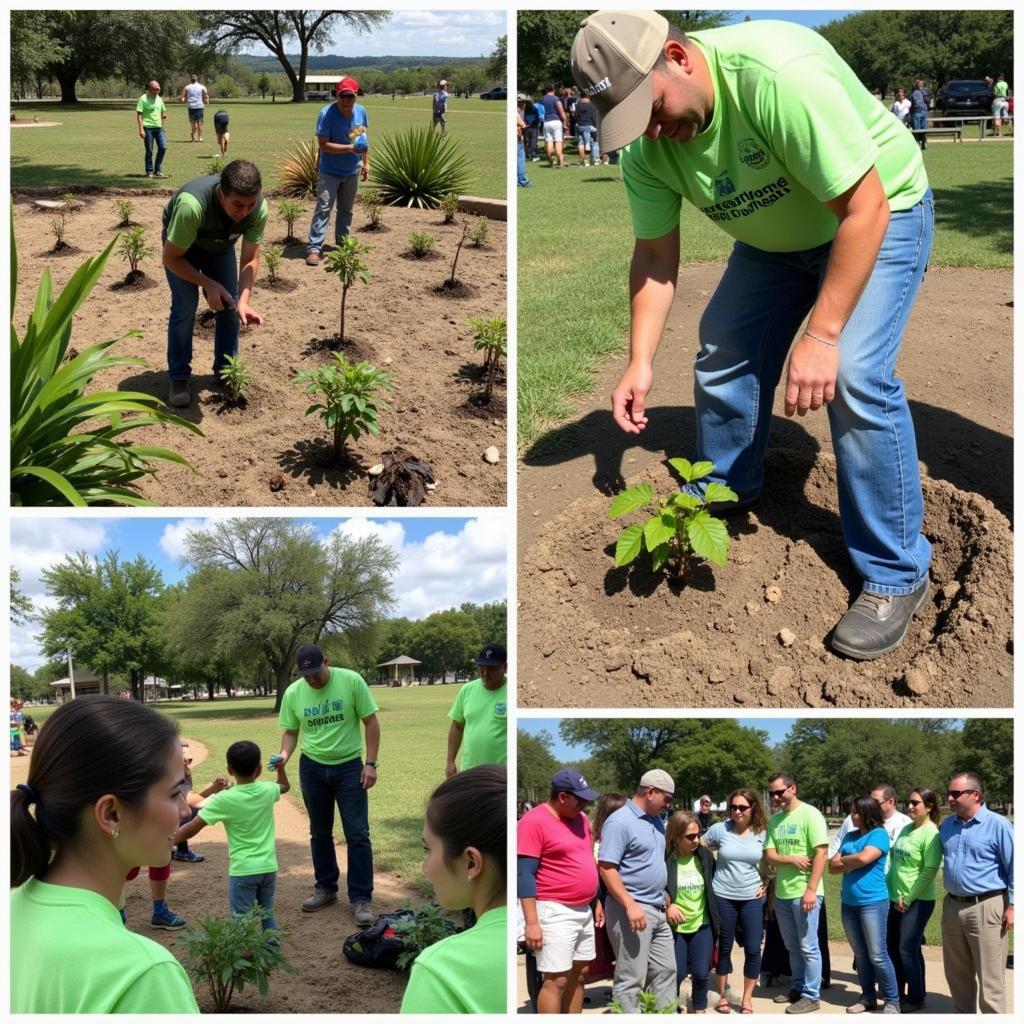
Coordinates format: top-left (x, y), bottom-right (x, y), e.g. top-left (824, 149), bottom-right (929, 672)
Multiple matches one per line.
top-left (158, 518), bottom-right (221, 561)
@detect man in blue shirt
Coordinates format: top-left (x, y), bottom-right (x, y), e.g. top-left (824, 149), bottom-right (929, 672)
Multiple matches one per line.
top-left (938, 772), bottom-right (1013, 1013)
top-left (305, 77), bottom-right (369, 267)
top-left (909, 79), bottom-right (931, 150)
top-left (432, 79), bottom-right (449, 135)
top-left (598, 768), bottom-right (676, 1012)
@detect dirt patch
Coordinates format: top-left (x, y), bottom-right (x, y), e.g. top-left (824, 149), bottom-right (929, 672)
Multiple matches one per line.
top-left (519, 263), bottom-right (1013, 707)
top-left (110, 271), bottom-right (159, 293)
top-left (12, 191), bottom-right (507, 507)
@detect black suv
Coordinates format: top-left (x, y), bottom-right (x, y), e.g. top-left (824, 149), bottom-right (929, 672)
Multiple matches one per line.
top-left (479, 86), bottom-right (507, 100)
top-left (936, 80), bottom-right (994, 114)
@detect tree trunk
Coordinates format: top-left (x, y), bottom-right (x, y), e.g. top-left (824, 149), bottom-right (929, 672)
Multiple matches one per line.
top-left (102, 669), bottom-right (110, 695)
top-left (206, 679), bottom-right (216, 701)
top-left (55, 67), bottom-right (80, 105)
top-left (273, 663), bottom-right (292, 713)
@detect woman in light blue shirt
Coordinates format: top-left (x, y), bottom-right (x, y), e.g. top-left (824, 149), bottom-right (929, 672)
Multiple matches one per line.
top-left (702, 787), bottom-right (767, 1014)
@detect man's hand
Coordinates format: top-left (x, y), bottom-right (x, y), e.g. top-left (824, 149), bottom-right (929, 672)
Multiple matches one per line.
top-left (666, 904), bottom-right (685, 927)
top-left (204, 281), bottom-right (235, 312)
top-left (785, 334), bottom-right (839, 417)
top-left (801, 887), bottom-right (818, 913)
top-left (210, 777), bottom-right (229, 793)
top-left (444, 759), bottom-right (457, 778)
top-left (361, 764), bottom-right (377, 789)
top-left (625, 900), bottom-right (648, 932)
top-left (594, 902), bottom-right (605, 929)
top-left (138, 129), bottom-right (146, 139)
top-left (1003, 905), bottom-right (1014, 931)
top-left (789, 854), bottom-right (812, 872)
top-left (611, 361), bottom-right (653, 434)
top-left (360, 165), bottom-right (369, 182)
top-left (829, 853), bottom-right (844, 873)
top-left (236, 300), bottom-right (264, 327)
top-left (895, 897), bottom-right (908, 913)
top-left (524, 920), bottom-right (543, 951)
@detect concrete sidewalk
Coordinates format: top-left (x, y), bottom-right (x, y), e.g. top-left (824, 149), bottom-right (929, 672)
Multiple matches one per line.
top-left (516, 942), bottom-right (1014, 1014)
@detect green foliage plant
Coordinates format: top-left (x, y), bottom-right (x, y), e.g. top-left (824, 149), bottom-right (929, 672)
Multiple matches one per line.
top-left (113, 198), bottom-right (135, 227)
top-left (49, 214), bottom-right (68, 250)
top-left (276, 137), bottom-right (319, 198)
top-left (293, 353), bottom-right (394, 464)
top-left (361, 186), bottom-right (384, 229)
top-left (468, 316), bottom-right (506, 403)
top-left (117, 225), bottom-right (154, 275)
top-left (392, 901), bottom-right (458, 970)
top-left (263, 243), bottom-right (283, 284)
top-left (323, 236), bottom-right (372, 343)
top-left (178, 905), bottom-right (296, 1012)
top-left (408, 231), bottom-right (435, 258)
top-left (609, 989), bottom-right (677, 1013)
top-left (207, 155), bottom-right (226, 175)
top-left (608, 458), bottom-right (737, 579)
top-left (275, 198), bottom-right (304, 242)
top-left (10, 221), bottom-right (201, 506)
top-left (219, 354), bottom-right (253, 402)
top-left (468, 216), bottom-right (490, 247)
top-left (370, 125), bottom-right (472, 208)
top-left (439, 191), bottom-right (460, 223)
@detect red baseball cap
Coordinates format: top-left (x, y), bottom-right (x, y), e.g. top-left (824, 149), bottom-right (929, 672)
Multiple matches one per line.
top-left (336, 77), bottom-right (360, 96)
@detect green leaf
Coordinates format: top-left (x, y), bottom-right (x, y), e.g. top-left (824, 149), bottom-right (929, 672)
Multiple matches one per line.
top-left (614, 524), bottom-right (644, 567)
top-left (703, 481), bottom-right (739, 505)
top-left (671, 492), bottom-right (702, 511)
top-left (686, 511), bottom-right (731, 566)
top-left (667, 457), bottom-right (694, 482)
top-left (650, 542), bottom-right (670, 573)
top-left (689, 460), bottom-right (715, 482)
top-left (643, 512), bottom-right (676, 551)
top-left (607, 482), bottom-right (652, 519)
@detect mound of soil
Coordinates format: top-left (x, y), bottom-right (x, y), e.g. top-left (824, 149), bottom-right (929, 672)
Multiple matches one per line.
top-left (520, 450), bottom-right (1012, 708)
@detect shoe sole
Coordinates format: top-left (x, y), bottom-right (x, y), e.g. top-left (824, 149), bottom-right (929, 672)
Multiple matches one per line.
top-left (830, 583), bottom-right (930, 661)
top-left (151, 921), bottom-right (186, 930)
top-left (302, 900), bottom-right (337, 913)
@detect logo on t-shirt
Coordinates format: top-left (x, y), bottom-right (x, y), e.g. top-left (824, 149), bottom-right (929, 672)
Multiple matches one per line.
top-left (714, 170), bottom-right (736, 196)
top-left (738, 138), bottom-right (769, 170)
top-left (494, 702), bottom-right (507, 718)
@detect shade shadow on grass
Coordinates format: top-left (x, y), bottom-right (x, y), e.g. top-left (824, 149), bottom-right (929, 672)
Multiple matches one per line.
top-left (933, 177), bottom-right (1013, 256)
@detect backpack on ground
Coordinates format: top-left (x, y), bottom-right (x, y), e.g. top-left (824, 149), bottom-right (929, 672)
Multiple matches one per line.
top-left (342, 909), bottom-right (412, 969)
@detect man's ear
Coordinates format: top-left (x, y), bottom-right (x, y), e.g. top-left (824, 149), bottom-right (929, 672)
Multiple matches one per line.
top-left (663, 39), bottom-right (691, 72)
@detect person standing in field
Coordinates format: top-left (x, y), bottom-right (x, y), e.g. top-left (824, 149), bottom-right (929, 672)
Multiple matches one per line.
top-left (179, 74), bottom-right (209, 144)
top-left (213, 110), bottom-right (231, 155)
top-left (541, 84), bottom-right (569, 168)
top-left (909, 79), bottom-right (930, 149)
top-left (445, 643), bottom-right (508, 775)
top-left (433, 79), bottom-right (449, 134)
top-left (890, 87), bottom-right (911, 125)
top-left (991, 74), bottom-right (1011, 136)
top-left (136, 80), bottom-right (169, 179)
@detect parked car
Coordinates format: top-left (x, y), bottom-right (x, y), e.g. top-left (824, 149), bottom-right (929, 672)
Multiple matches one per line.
top-left (479, 86), bottom-right (507, 100)
top-left (936, 80), bottom-right (994, 114)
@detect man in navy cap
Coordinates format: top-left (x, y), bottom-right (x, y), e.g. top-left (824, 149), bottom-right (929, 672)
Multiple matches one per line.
top-left (274, 643), bottom-right (380, 925)
top-left (445, 642), bottom-right (508, 776)
top-left (518, 769), bottom-right (603, 1013)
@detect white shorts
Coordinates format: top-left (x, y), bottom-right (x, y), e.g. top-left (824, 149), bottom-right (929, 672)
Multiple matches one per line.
top-left (543, 119), bottom-right (564, 143)
top-left (993, 97), bottom-right (1009, 119)
top-left (534, 900), bottom-right (596, 974)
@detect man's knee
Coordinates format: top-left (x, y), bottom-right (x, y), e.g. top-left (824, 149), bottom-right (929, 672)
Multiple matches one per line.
top-left (541, 971), bottom-right (572, 993)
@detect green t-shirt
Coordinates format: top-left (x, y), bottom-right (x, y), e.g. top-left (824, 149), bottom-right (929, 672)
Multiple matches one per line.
top-left (622, 20), bottom-right (928, 251)
top-left (279, 666), bottom-right (379, 765)
top-left (887, 821), bottom-right (942, 904)
top-left (994, 80), bottom-right (1010, 98)
top-left (400, 905), bottom-right (506, 1014)
top-left (163, 176), bottom-right (269, 253)
top-left (198, 780), bottom-right (282, 877)
top-left (672, 854), bottom-right (707, 934)
top-left (765, 801), bottom-right (828, 900)
top-left (448, 677), bottom-right (508, 770)
top-left (10, 878), bottom-right (199, 1013)
top-left (136, 93), bottom-right (167, 128)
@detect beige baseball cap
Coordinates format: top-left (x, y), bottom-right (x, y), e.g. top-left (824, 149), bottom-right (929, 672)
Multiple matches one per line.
top-left (571, 10), bottom-right (669, 153)
top-left (639, 768), bottom-right (675, 794)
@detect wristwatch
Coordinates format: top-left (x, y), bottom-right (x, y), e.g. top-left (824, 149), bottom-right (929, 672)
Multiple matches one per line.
top-left (366, 760), bottom-right (378, 768)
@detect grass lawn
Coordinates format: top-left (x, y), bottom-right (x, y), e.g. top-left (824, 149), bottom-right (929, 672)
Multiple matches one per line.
top-left (11, 95), bottom-right (506, 199)
top-left (518, 141), bottom-right (1012, 450)
top-left (23, 686), bottom-right (472, 897)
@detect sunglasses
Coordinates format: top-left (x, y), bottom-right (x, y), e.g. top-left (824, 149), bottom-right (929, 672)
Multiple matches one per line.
top-left (683, 833), bottom-right (700, 841)
top-left (768, 788), bottom-right (790, 798)
top-left (947, 789), bottom-right (977, 798)
top-left (729, 803), bottom-right (751, 812)
top-left (907, 799), bottom-right (923, 807)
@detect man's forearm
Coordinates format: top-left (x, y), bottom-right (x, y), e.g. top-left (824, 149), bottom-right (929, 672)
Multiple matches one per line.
top-left (279, 731), bottom-right (298, 760)
top-left (598, 865), bottom-right (634, 910)
top-left (238, 252), bottom-right (259, 303)
top-left (628, 232), bottom-right (680, 366)
top-left (521, 895), bottom-right (540, 928)
top-left (363, 716), bottom-right (380, 762)
top-left (163, 253), bottom-right (212, 288)
top-left (446, 722), bottom-right (463, 764)
top-left (807, 848), bottom-right (828, 891)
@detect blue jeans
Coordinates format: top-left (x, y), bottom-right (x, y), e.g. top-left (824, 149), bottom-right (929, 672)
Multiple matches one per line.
top-left (307, 171), bottom-right (360, 253)
top-left (517, 140), bottom-right (530, 187)
top-left (892, 898), bottom-right (934, 1004)
top-left (715, 894), bottom-right (764, 980)
top-left (842, 899), bottom-right (899, 1006)
top-left (299, 754), bottom-right (373, 902)
top-left (164, 245), bottom-right (239, 381)
top-left (696, 190), bottom-right (934, 594)
top-left (143, 126), bottom-right (167, 174)
top-left (672, 922), bottom-right (714, 1010)
top-left (774, 896), bottom-right (822, 1000)
top-left (228, 871), bottom-right (277, 930)
top-left (577, 124), bottom-right (600, 161)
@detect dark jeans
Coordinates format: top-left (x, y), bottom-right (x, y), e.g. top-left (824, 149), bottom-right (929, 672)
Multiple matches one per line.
top-left (143, 126), bottom-right (167, 174)
top-left (524, 123), bottom-right (539, 158)
top-left (299, 753), bottom-right (373, 903)
top-left (673, 922), bottom-right (714, 1010)
top-left (164, 244), bottom-right (239, 381)
top-left (716, 894), bottom-right (765, 980)
top-left (890, 899), bottom-right (934, 1004)
top-left (177, 807), bottom-right (198, 853)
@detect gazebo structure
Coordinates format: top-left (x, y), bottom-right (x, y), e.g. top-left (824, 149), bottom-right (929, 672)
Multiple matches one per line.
top-left (50, 668), bottom-right (101, 702)
top-left (377, 654), bottom-right (423, 687)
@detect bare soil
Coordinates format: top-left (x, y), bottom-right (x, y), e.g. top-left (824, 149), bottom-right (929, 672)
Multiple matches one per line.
top-left (12, 191), bottom-right (507, 507)
top-left (519, 263), bottom-right (1013, 707)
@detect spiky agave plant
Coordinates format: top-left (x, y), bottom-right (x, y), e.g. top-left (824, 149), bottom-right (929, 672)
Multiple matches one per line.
top-left (369, 126), bottom-right (472, 209)
top-left (275, 137), bottom-right (320, 198)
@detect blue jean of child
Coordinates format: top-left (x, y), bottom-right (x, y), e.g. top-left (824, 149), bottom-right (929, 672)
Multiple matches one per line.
top-left (893, 898), bottom-right (934, 1004)
top-left (774, 895), bottom-right (822, 1000)
top-left (715, 894), bottom-right (764, 980)
top-left (229, 872), bottom-right (277, 931)
top-left (577, 124), bottom-right (600, 161)
top-left (672, 921), bottom-right (714, 1010)
top-left (299, 754), bottom-right (373, 903)
top-left (164, 245), bottom-right (239, 381)
top-left (143, 127), bottom-right (167, 175)
top-left (842, 898), bottom-right (899, 1005)
top-left (517, 140), bottom-right (530, 187)
top-left (695, 190), bottom-right (934, 594)
top-left (307, 171), bottom-right (360, 254)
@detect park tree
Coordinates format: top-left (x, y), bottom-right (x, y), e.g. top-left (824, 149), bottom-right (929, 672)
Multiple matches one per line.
top-left (180, 518), bottom-right (397, 709)
top-left (559, 719), bottom-right (685, 791)
top-left (10, 569), bottom-right (34, 626)
top-left (953, 719), bottom-right (1013, 807)
top-left (256, 72), bottom-right (271, 99)
top-left (407, 609), bottom-right (482, 681)
top-left (11, 11), bottom-right (69, 98)
top-left (460, 600), bottom-right (507, 647)
top-left (10, 665), bottom-right (41, 702)
top-left (670, 719), bottom-right (774, 810)
top-left (488, 35), bottom-right (507, 81)
top-left (517, 728), bottom-right (559, 805)
top-left (199, 11), bottom-right (392, 103)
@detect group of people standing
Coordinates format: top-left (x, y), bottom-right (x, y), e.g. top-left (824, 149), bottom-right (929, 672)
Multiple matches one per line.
top-left (517, 767), bottom-right (1013, 1014)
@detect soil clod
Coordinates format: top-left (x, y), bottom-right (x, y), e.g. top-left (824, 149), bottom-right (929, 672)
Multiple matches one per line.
top-left (371, 447), bottom-right (436, 506)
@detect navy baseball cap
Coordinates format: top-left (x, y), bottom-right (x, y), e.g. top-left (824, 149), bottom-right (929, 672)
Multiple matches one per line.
top-left (296, 643), bottom-right (325, 675)
top-left (475, 643), bottom-right (507, 666)
top-left (552, 768), bottom-right (600, 801)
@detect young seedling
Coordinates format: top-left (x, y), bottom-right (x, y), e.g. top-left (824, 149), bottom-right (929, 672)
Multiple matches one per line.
top-left (293, 353), bottom-right (394, 464)
top-left (439, 191), bottom-right (460, 224)
top-left (263, 243), bottom-right (283, 284)
top-left (361, 187), bottom-right (385, 229)
top-left (468, 316), bottom-right (506, 404)
top-left (276, 198), bottom-right (304, 243)
top-left (608, 458), bottom-right (738, 580)
top-left (468, 216), bottom-right (490, 247)
top-left (408, 231), bottom-right (436, 258)
top-left (322, 236), bottom-right (372, 344)
top-left (49, 213), bottom-right (68, 251)
top-left (207, 155), bottom-right (225, 175)
top-left (446, 224), bottom-right (468, 287)
top-left (113, 197), bottom-right (135, 227)
top-left (61, 192), bottom-right (77, 214)
top-left (218, 354), bottom-right (252, 402)
top-left (609, 988), bottom-right (676, 1014)
top-left (117, 225), bottom-right (154, 278)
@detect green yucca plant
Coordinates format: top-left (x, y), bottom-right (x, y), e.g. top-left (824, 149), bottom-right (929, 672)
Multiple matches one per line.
top-left (10, 222), bottom-right (201, 506)
top-left (370, 126), bottom-right (472, 209)
top-left (276, 137), bottom-right (320, 198)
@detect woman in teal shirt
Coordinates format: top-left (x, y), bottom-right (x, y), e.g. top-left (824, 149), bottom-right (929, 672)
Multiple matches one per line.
top-left (401, 764), bottom-right (506, 1014)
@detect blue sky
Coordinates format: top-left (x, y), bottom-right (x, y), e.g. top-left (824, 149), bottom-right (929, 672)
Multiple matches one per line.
top-left (727, 10), bottom-right (856, 29)
top-left (10, 515), bottom-right (507, 670)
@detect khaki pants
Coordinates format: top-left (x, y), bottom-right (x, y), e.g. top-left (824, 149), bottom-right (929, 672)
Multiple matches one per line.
top-left (940, 893), bottom-right (1009, 1013)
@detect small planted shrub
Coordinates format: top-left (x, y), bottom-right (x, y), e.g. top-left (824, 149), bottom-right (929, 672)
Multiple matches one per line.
top-left (445, 224), bottom-right (469, 288)
top-left (293, 353), bottom-right (394, 464)
top-left (275, 198), bottom-right (304, 243)
top-left (609, 989), bottom-right (676, 1014)
top-left (207, 155), bottom-right (226, 175)
top-left (323, 236), bottom-right (372, 344)
top-left (439, 191), bottom-right (460, 223)
top-left (408, 231), bottom-right (436, 258)
top-left (218, 354), bottom-right (252, 402)
top-left (370, 125), bottom-right (472, 208)
top-left (608, 458), bottom-right (738, 580)
top-left (113, 198), bottom-right (135, 227)
top-left (468, 216), bottom-right (491, 247)
top-left (49, 214), bottom-right (68, 252)
top-left (117, 225), bottom-right (154, 278)
top-left (361, 186), bottom-right (384, 229)
top-left (178, 906), bottom-right (296, 1013)
top-left (468, 316), bottom-right (507, 404)
top-left (276, 137), bottom-right (320, 198)
top-left (263, 243), bottom-right (283, 284)
top-left (391, 902), bottom-right (459, 970)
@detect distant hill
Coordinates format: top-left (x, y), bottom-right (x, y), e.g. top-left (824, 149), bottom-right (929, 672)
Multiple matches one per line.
top-left (237, 54), bottom-right (487, 73)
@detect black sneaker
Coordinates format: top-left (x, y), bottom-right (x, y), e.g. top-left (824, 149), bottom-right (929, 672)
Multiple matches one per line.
top-left (786, 998), bottom-right (821, 1014)
top-left (831, 580), bottom-right (930, 660)
top-left (774, 990), bottom-right (801, 1005)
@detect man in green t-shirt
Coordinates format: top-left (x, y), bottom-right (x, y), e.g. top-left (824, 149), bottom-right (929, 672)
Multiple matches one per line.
top-left (571, 12), bottom-right (935, 661)
top-left (135, 80), bottom-right (169, 178)
top-left (274, 642), bottom-right (380, 926)
top-left (991, 74), bottom-right (1011, 136)
top-left (161, 159), bottom-right (267, 408)
top-left (764, 771), bottom-right (828, 1014)
top-left (445, 642), bottom-right (508, 776)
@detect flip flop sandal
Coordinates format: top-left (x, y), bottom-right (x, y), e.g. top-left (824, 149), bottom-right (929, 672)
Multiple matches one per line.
top-left (715, 998), bottom-right (732, 1014)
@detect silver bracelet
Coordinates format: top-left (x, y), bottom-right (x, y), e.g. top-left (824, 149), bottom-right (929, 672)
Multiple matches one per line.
top-left (803, 328), bottom-right (838, 348)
